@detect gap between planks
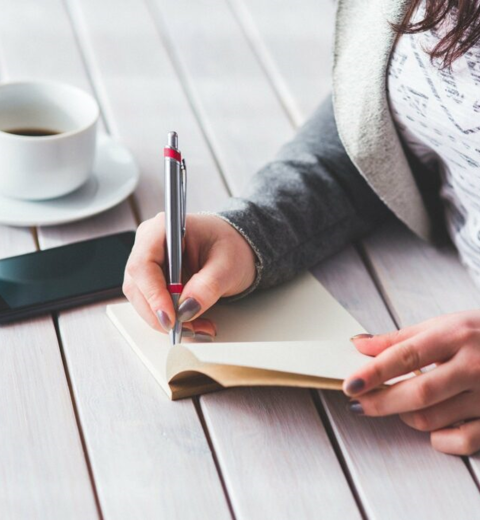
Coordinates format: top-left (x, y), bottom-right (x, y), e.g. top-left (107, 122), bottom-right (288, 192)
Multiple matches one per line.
top-left (310, 390), bottom-right (367, 520)
top-left (225, 0), bottom-right (299, 128)
top-left (142, 0), bottom-right (232, 199)
top-left (52, 314), bottom-right (105, 520)
top-left (193, 398), bottom-right (237, 520)
top-left (355, 240), bottom-right (402, 330)
top-left (62, 0), bottom-right (141, 227)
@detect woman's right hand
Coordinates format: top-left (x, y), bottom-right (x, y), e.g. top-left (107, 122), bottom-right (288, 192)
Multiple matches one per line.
top-left (123, 213), bottom-right (257, 339)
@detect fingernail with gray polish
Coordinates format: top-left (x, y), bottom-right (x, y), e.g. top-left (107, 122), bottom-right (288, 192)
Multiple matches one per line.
top-left (177, 298), bottom-right (201, 322)
top-left (156, 310), bottom-right (172, 332)
top-left (347, 400), bottom-right (364, 415)
top-left (345, 378), bottom-right (365, 395)
top-left (350, 333), bottom-right (373, 341)
top-left (194, 333), bottom-right (214, 343)
top-left (181, 328), bottom-right (195, 338)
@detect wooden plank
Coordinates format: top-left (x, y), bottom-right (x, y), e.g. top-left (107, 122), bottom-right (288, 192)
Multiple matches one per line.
top-left (154, 0), bottom-right (480, 516)
top-left (365, 222), bottom-right (480, 321)
top-left (0, 225), bottom-right (98, 518)
top-left (0, 41), bottom-right (99, 520)
top-left (202, 387), bottom-right (360, 519)
top-left (0, 227), bottom-right (37, 258)
top-left (310, 247), bottom-right (396, 333)
top-left (227, 0), bottom-right (336, 126)
top-left (0, 315), bottom-right (99, 519)
top-left (0, 0), bottom-right (231, 517)
top-left (323, 390), bottom-right (480, 518)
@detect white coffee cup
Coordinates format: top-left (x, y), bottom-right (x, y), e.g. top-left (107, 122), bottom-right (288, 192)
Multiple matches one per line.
top-left (0, 81), bottom-right (99, 200)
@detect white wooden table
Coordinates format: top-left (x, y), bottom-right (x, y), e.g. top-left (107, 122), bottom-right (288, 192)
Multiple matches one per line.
top-left (1, 1), bottom-right (480, 518)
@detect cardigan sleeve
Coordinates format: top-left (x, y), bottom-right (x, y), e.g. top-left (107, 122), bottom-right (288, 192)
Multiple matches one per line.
top-left (211, 94), bottom-right (392, 297)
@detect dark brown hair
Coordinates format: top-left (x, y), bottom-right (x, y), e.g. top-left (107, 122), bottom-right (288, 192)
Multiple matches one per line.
top-left (393, 0), bottom-right (480, 68)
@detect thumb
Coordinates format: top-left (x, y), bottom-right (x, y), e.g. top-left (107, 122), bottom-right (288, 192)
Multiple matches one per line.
top-left (176, 256), bottom-right (231, 323)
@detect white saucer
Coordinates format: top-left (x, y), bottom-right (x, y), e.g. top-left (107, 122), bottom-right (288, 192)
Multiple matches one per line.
top-left (0, 133), bottom-right (139, 227)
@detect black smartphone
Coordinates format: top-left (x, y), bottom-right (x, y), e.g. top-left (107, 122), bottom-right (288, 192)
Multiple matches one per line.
top-left (0, 231), bottom-right (135, 324)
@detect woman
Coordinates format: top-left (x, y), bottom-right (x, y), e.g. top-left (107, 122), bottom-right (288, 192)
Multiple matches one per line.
top-left (123, 0), bottom-right (480, 455)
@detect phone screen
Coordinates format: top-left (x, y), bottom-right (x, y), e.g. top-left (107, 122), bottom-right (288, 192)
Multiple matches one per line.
top-left (0, 231), bottom-right (135, 321)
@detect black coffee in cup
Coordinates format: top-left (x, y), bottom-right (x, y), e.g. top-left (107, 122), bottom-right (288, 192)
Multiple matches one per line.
top-left (4, 128), bottom-right (60, 137)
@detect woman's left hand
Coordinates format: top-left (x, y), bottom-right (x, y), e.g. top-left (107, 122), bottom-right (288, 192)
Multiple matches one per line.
top-left (343, 311), bottom-right (480, 455)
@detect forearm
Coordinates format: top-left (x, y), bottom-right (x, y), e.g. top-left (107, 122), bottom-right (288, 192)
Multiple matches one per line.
top-left (215, 95), bottom-right (391, 292)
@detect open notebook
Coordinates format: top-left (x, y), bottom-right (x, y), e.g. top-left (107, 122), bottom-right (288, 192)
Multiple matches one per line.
top-left (107, 272), bottom-right (380, 400)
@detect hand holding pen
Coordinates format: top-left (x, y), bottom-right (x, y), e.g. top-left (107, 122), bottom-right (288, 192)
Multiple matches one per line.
top-left (122, 132), bottom-right (257, 342)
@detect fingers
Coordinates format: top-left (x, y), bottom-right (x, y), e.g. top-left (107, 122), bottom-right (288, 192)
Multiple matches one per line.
top-left (190, 318), bottom-right (217, 338)
top-left (350, 313), bottom-right (469, 357)
top-left (132, 213), bottom-right (167, 264)
top-left (351, 321), bottom-right (434, 356)
top-left (131, 259), bottom-right (175, 321)
top-left (351, 311), bottom-right (480, 357)
top-left (124, 271), bottom-right (217, 337)
top-left (182, 318), bottom-right (217, 342)
top-left (345, 312), bottom-right (480, 456)
top-left (348, 359), bottom-right (471, 416)
top-left (431, 419), bottom-right (480, 456)
top-left (177, 251), bottom-right (235, 323)
top-left (124, 259), bottom-right (175, 328)
top-left (344, 326), bottom-right (463, 396)
top-left (124, 214), bottom-right (177, 329)
top-left (122, 274), bottom-right (163, 332)
top-left (400, 390), bottom-right (480, 432)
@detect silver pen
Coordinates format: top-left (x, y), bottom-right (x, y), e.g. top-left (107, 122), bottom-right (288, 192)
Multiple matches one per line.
top-left (164, 131), bottom-right (187, 345)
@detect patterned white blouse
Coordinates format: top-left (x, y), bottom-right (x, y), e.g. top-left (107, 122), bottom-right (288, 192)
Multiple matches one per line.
top-left (388, 2), bottom-right (480, 284)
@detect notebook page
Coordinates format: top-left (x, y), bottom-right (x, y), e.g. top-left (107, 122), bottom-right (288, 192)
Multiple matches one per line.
top-left (202, 271), bottom-right (364, 342)
top-left (170, 340), bottom-right (371, 381)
